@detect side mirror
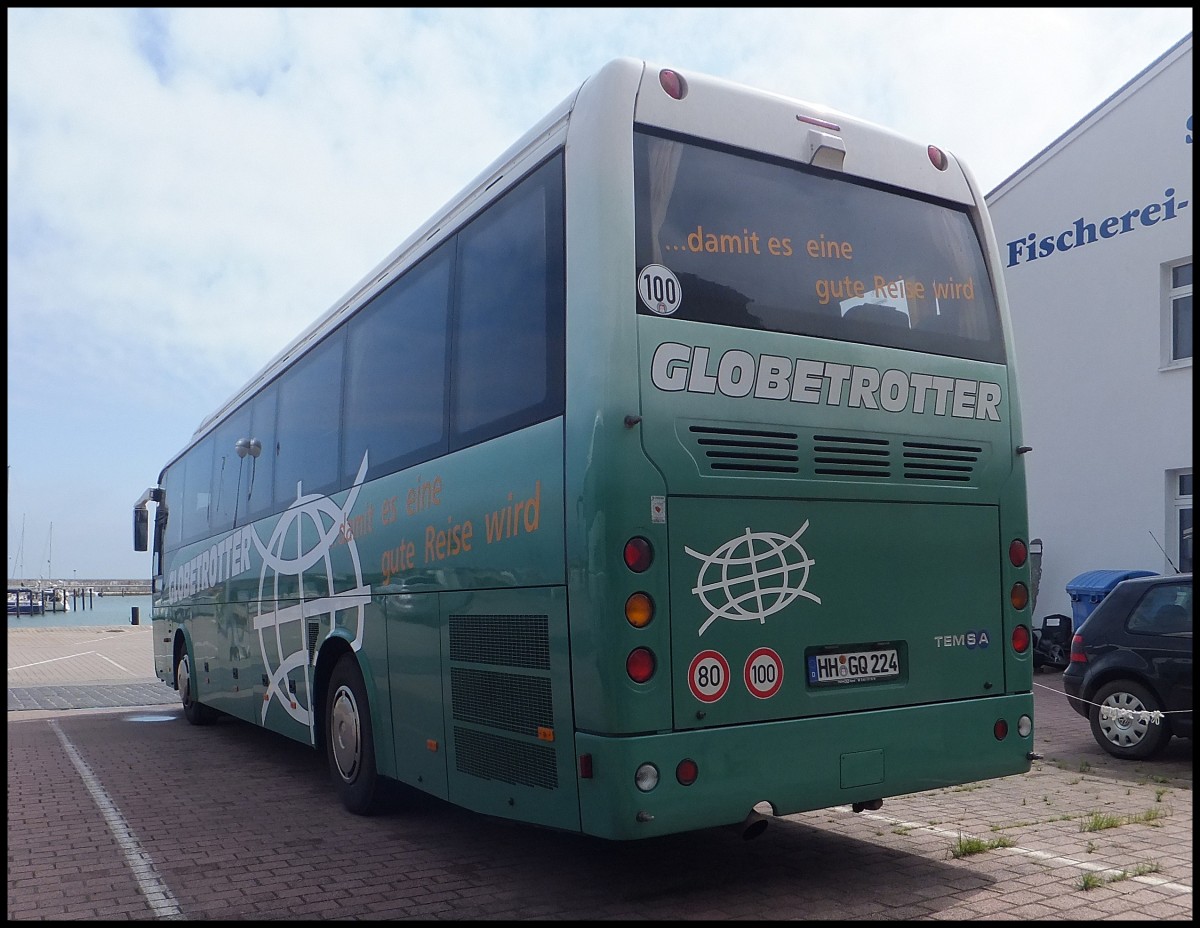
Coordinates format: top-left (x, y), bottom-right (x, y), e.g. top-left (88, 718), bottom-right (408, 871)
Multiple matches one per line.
top-left (134, 507), bottom-right (149, 552)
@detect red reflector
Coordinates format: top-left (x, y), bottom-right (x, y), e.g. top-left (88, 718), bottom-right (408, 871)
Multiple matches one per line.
top-left (928, 145), bottom-right (948, 171)
top-left (624, 537), bottom-right (653, 572)
top-left (993, 719), bottom-right (1009, 740)
top-left (1011, 624), bottom-right (1030, 653)
top-left (627, 647), bottom-right (656, 683)
top-left (676, 758), bottom-right (698, 786)
top-left (1009, 539), bottom-right (1027, 567)
top-left (659, 69), bottom-right (687, 100)
top-left (578, 753), bottom-right (593, 779)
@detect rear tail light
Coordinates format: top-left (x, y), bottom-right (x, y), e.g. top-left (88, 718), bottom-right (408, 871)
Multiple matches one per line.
top-left (659, 69), bottom-right (687, 100)
top-left (1069, 634), bottom-right (1087, 663)
top-left (627, 648), bottom-right (656, 682)
top-left (1010, 582), bottom-right (1029, 610)
top-left (1011, 624), bottom-right (1031, 653)
top-left (1009, 538), bottom-right (1027, 567)
top-left (624, 537), bottom-right (653, 572)
top-left (676, 758), bottom-right (699, 786)
top-left (993, 719), bottom-right (1009, 740)
top-left (625, 592), bottom-right (655, 628)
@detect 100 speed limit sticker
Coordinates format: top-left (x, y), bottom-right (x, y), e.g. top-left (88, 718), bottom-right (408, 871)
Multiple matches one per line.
top-left (688, 648), bottom-right (785, 702)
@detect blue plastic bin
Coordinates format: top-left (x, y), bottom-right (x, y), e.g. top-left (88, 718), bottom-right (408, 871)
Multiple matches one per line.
top-left (1065, 569), bottom-right (1158, 627)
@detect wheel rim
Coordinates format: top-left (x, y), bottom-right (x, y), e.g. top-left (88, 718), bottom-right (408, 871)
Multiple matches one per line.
top-left (330, 684), bottom-right (362, 783)
top-left (178, 654), bottom-right (194, 709)
top-left (1097, 690), bottom-right (1151, 747)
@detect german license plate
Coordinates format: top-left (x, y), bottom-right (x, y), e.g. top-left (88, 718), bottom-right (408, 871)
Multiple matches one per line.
top-left (807, 648), bottom-right (900, 685)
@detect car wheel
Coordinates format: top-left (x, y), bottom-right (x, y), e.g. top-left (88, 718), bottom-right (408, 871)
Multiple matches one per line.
top-left (1088, 679), bottom-right (1170, 759)
top-left (326, 653), bottom-right (379, 815)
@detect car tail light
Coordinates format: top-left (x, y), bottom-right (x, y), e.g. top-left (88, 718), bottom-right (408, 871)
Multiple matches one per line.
top-left (1069, 633), bottom-right (1087, 663)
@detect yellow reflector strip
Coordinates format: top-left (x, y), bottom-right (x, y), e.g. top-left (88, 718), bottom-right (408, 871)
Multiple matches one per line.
top-left (537, 727), bottom-right (555, 742)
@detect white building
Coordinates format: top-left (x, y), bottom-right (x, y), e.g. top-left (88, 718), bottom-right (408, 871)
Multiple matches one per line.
top-left (986, 32), bottom-right (1192, 624)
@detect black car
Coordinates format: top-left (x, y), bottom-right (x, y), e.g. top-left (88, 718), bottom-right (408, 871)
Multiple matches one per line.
top-left (1062, 572), bottom-right (1192, 759)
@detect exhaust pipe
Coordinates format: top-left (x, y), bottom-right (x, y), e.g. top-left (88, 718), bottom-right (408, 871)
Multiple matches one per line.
top-left (730, 809), bottom-right (769, 840)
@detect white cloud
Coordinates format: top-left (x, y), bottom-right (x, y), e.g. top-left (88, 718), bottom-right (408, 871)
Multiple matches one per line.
top-left (5, 7), bottom-right (1192, 577)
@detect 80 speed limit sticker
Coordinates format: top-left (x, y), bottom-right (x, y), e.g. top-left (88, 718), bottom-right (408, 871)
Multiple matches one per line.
top-left (688, 650), bottom-right (730, 703)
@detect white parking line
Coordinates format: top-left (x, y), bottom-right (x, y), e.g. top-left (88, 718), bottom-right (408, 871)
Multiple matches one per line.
top-left (49, 719), bottom-right (185, 919)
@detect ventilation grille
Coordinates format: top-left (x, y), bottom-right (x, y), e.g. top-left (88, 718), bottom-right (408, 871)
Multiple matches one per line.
top-left (901, 440), bottom-right (981, 482)
top-left (454, 727), bottom-right (558, 789)
top-left (687, 425), bottom-right (801, 473)
top-left (450, 667), bottom-right (552, 735)
top-left (448, 612), bottom-right (558, 792)
top-left (307, 621), bottom-right (320, 661)
top-left (449, 614), bottom-right (550, 669)
top-left (680, 422), bottom-right (984, 485)
top-left (813, 434), bottom-right (891, 477)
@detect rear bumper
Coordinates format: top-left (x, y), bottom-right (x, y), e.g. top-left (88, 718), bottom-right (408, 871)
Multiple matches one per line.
top-left (1061, 673), bottom-right (1090, 719)
top-left (575, 692), bottom-right (1034, 840)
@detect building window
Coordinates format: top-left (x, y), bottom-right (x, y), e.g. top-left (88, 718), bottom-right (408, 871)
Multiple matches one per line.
top-left (1172, 470), bottom-right (1192, 574)
top-left (1165, 260), bottom-right (1192, 365)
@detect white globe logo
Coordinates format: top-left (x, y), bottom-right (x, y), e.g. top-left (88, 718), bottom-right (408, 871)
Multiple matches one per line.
top-left (252, 453), bottom-right (373, 738)
top-left (685, 521), bottom-right (821, 636)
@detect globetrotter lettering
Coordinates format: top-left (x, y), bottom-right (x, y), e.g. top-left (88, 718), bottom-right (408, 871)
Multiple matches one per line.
top-left (167, 524), bottom-right (259, 604)
top-left (1005, 187), bottom-right (1188, 268)
top-left (650, 341), bottom-right (1002, 421)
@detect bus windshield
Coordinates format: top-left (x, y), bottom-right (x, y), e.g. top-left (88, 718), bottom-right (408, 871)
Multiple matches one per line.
top-left (634, 129), bottom-right (1005, 363)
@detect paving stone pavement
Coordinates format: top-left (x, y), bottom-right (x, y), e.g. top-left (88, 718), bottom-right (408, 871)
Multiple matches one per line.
top-left (7, 624), bottom-right (1192, 920)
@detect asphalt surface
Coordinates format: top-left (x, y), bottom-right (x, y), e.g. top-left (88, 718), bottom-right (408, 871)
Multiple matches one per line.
top-left (7, 624), bottom-right (1193, 920)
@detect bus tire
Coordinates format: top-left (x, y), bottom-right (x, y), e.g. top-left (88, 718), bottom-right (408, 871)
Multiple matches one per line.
top-left (326, 653), bottom-right (379, 815)
top-left (1089, 679), bottom-right (1170, 760)
top-left (177, 651), bottom-right (216, 726)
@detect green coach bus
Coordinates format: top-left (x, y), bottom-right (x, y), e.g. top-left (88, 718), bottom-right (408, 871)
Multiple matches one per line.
top-left (134, 57), bottom-right (1036, 841)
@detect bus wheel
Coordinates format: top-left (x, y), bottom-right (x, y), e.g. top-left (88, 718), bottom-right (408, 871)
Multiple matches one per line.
top-left (177, 652), bottom-right (215, 726)
top-left (326, 654), bottom-right (379, 815)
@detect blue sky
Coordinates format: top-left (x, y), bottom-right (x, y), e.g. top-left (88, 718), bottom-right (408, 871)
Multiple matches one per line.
top-left (6, 8), bottom-right (1193, 579)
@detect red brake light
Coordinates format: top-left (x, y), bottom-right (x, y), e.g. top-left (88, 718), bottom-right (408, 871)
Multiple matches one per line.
top-left (624, 537), bottom-right (653, 572)
top-left (1069, 634), bottom-right (1087, 663)
top-left (676, 758), bottom-right (699, 786)
top-left (993, 718), bottom-right (1009, 740)
top-left (626, 648), bottom-right (656, 683)
top-left (1011, 624), bottom-right (1031, 653)
top-left (1009, 539), bottom-right (1027, 567)
top-left (928, 145), bottom-right (948, 171)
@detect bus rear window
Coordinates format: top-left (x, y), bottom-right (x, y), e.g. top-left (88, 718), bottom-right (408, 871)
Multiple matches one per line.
top-left (633, 130), bottom-right (1005, 364)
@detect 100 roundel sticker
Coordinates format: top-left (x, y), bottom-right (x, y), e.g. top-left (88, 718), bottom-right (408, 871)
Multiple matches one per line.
top-left (638, 264), bottom-right (682, 316)
top-left (744, 647), bottom-right (783, 699)
top-left (689, 650), bottom-right (730, 703)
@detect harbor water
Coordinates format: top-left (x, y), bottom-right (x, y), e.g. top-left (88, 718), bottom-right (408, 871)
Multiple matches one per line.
top-left (7, 593), bottom-right (153, 629)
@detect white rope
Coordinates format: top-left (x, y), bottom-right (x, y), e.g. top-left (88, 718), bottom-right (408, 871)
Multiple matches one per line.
top-left (1031, 680), bottom-right (1187, 726)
